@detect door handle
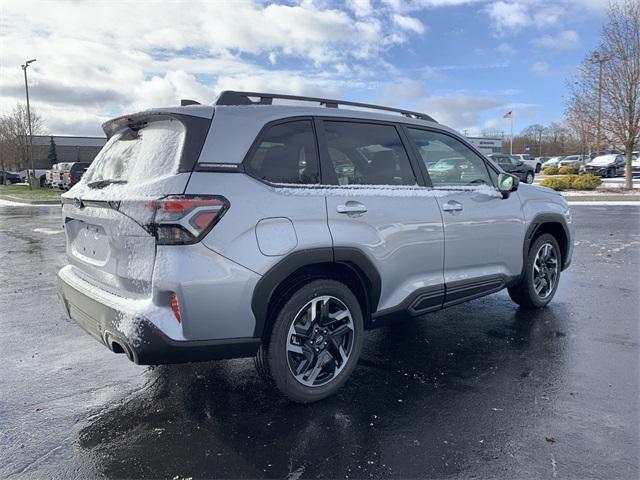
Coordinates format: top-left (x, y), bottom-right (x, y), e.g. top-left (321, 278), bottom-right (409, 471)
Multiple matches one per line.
top-left (441, 200), bottom-right (463, 212)
top-left (337, 201), bottom-right (367, 215)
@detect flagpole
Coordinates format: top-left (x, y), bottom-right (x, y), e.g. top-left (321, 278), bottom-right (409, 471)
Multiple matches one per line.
top-left (509, 112), bottom-right (513, 155)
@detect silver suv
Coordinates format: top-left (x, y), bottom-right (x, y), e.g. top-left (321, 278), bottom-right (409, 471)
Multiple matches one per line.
top-left (58, 91), bottom-right (573, 402)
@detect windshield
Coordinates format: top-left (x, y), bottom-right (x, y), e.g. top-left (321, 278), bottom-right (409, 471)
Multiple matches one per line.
top-left (83, 119), bottom-right (185, 186)
top-left (590, 155), bottom-right (616, 165)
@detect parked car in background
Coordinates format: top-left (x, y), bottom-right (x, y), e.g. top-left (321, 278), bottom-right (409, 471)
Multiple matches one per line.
top-left (0, 171), bottom-right (22, 185)
top-left (48, 163), bottom-right (73, 189)
top-left (542, 156), bottom-right (563, 168)
top-left (631, 152), bottom-right (639, 177)
top-left (558, 155), bottom-right (589, 168)
top-left (488, 154), bottom-right (535, 183)
top-left (19, 169), bottom-right (48, 187)
top-left (511, 154), bottom-right (542, 173)
top-left (535, 156), bottom-right (550, 165)
top-left (61, 162), bottom-right (91, 190)
top-left (582, 154), bottom-right (626, 177)
top-left (58, 90), bottom-right (574, 403)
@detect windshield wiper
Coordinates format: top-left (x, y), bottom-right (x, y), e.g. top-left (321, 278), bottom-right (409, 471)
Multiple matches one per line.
top-left (87, 179), bottom-right (128, 189)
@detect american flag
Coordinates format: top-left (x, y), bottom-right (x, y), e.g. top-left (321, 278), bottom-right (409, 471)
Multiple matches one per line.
top-left (503, 111), bottom-right (512, 119)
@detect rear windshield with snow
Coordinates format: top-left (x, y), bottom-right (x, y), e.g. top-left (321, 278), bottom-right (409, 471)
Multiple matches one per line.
top-left (83, 119), bottom-right (185, 185)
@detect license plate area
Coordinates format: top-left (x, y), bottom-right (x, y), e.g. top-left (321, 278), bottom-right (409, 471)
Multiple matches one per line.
top-left (69, 220), bottom-right (110, 266)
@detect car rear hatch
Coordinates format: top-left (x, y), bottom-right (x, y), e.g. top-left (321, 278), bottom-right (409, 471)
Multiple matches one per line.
top-left (61, 109), bottom-right (212, 296)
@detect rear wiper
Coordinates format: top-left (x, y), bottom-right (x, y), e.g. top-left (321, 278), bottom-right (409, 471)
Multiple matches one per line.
top-left (87, 179), bottom-right (128, 189)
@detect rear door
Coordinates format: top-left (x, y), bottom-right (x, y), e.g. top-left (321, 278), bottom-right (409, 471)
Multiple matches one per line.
top-left (319, 119), bottom-right (445, 316)
top-left (405, 128), bottom-right (525, 305)
top-left (62, 114), bottom-right (209, 295)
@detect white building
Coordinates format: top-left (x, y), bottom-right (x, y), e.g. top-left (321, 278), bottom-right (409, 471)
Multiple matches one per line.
top-left (466, 136), bottom-right (502, 155)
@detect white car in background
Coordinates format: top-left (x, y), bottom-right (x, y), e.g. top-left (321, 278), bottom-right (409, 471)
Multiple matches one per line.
top-left (511, 154), bottom-right (542, 173)
top-left (558, 155), bottom-right (589, 168)
top-left (542, 156), bottom-right (564, 168)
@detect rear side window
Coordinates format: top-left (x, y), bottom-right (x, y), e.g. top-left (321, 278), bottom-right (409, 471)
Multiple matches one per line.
top-left (245, 120), bottom-right (320, 185)
top-left (322, 121), bottom-right (417, 186)
top-left (83, 119), bottom-right (185, 185)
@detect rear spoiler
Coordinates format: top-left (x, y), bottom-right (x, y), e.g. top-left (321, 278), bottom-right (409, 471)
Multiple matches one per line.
top-left (101, 110), bottom-right (168, 139)
top-left (102, 106), bottom-right (213, 138)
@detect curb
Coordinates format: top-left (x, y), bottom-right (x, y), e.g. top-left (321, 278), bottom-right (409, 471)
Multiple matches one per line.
top-left (0, 194), bottom-right (61, 205)
top-left (562, 194), bottom-right (640, 202)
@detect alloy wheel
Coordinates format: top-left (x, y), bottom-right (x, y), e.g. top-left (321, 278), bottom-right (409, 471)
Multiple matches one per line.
top-left (532, 243), bottom-right (558, 299)
top-left (526, 173), bottom-right (534, 183)
top-left (286, 295), bottom-right (355, 387)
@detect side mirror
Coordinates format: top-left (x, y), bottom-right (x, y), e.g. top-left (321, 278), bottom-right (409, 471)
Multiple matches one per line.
top-left (498, 173), bottom-right (518, 198)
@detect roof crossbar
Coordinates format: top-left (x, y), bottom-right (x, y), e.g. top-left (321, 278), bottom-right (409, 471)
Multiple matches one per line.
top-left (213, 90), bottom-right (436, 122)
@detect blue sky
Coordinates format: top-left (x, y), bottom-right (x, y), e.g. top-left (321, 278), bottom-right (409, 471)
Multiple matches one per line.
top-left (0, 0), bottom-right (610, 137)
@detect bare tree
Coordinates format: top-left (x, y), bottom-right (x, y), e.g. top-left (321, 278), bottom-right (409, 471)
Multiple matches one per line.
top-left (572, 0), bottom-right (640, 188)
top-left (0, 104), bottom-right (44, 173)
top-left (565, 91), bottom-right (596, 156)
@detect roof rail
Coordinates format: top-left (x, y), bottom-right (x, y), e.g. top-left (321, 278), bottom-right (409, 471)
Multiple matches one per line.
top-left (213, 90), bottom-right (436, 122)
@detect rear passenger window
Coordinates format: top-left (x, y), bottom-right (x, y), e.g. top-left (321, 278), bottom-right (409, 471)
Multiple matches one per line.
top-left (246, 120), bottom-right (319, 184)
top-left (323, 121), bottom-right (417, 186)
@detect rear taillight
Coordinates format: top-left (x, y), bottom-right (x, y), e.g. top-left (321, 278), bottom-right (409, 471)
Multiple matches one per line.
top-left (151, 195), bottom-right (229, 245)
top-left (170, 292), bottom-right (181, 323)
top-left (70, 172), bottom-right (76, 183)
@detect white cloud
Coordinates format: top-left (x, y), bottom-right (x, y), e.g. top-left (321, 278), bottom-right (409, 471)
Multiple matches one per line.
top-left (419, 94), bottom-right (506, 129)
top-left (532, 61), bottom-right (550, 75)
top-left (347, 0), bottom-right (374, 17)
top-left (393, 14), bottom-right (426, 33)
top-left (486, 1), bottom-right (529, 34)
top-left (532, 30), bottom-right (581, 50)
top-left (383, 0), bottom-right (482, 12)
top-left (496, 42), bottom-right (516, 55)
top-left (0, 0), bottom-right (434, 135)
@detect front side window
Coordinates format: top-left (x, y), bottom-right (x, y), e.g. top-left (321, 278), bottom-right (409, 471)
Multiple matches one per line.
top-left (323, 121), bottom-right (417, 186)
top-left (245, 120), bottom-right (320, 185)
top-left (407, 128), bottom-right (493, 187)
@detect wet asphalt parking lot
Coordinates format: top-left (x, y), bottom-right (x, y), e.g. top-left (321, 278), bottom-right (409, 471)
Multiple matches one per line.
top-left (0, 202), bottom-right (638, 479)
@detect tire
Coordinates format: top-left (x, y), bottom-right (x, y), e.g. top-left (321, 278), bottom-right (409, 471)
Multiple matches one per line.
top-left (508, 233), bottom-right (561, 309)
top-left (535, 163), bottom-right (541, 173)
top-left (259, 279), bottom-right (364, 403)
top-left (525, 172), bottom-right (534, 184)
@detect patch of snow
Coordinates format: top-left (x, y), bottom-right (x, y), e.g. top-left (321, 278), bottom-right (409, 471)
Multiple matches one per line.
top-left (33, 227), bottom-right (63, 235)
top-left (114, 310), bottom-right (144, 347)
top-left (272, 183), bottom-right (502, 198)
top-left (0, 198), bottom-right (60, 207)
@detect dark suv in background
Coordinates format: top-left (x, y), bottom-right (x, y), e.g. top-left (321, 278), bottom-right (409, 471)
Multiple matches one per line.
top-left (61, 162), bottom-right (91, 189)
top-left (488, 154), bottom-right (535, 184)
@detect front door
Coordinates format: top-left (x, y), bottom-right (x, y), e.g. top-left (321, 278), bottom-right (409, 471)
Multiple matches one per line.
top-left (318, 119), bottom-right (445, 316)
top-left (405, 128), bottom-right (526, 306)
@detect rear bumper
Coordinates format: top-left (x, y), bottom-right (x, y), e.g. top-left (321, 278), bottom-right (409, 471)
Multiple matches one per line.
top-left (58, 267), bottom-right (261, 365)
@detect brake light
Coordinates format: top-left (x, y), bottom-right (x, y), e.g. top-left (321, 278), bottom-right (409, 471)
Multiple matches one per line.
top-left (151, 195), bottom-right (229, 245)
top-left (170, 292), bottom-right (181, 323)
top-left (70, 172), bottom-right (76, 183)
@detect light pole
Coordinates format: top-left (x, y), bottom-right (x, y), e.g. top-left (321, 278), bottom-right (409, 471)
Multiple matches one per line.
top-left (21, 58), bottom-right (36, 188)
top-left (590, 51), bottom-right (609, 156)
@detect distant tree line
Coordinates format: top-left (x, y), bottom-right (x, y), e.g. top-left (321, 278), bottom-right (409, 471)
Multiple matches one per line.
top-left (482, 123), bottom-right (584, 158)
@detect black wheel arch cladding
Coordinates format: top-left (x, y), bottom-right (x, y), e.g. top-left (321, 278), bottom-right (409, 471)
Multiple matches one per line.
top-left (523, 213), bottom-right (571, 272)
top-left (251, 247), bottom-right (381, 337)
